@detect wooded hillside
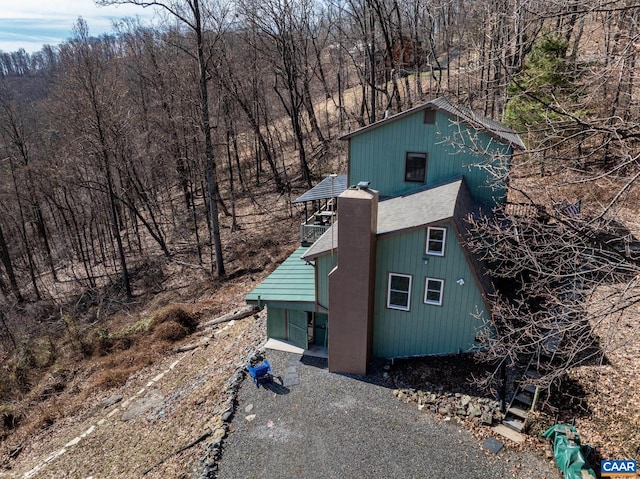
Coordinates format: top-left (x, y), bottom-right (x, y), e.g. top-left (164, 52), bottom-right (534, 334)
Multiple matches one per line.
top-left (1, 0), bottom-right (640, 465)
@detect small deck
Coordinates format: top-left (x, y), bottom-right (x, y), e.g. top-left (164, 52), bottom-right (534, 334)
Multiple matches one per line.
top-left (301, 209), bottom-right (335, 245)
top-left (294, 174), bottom-right (345, 246)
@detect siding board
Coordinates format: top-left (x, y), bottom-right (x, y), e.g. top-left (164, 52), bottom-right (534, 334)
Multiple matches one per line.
top-left (317, 254), bottom-right (338, 309)
top-left (372, 221), bottom-right (488, 358)
top-left (349, 110), bottom-right (511, 206)
top-left (267, 307), bottom-right (287, 340)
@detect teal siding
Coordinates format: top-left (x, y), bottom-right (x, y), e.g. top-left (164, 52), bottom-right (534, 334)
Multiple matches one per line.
top-left (317, 253), bottom-right (338, 310)
top-left (287, 309), bottom-right (308, 349)
top-left (348, 110), bottom-right (511, 206)
top-left (372, 222), bottom-right (488, 358)
top-left (267, 307), bottom-right (287, 340)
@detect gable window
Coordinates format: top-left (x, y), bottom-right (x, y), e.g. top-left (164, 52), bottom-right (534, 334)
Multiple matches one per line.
top-left (405, 152), bottom-right (427, 183)
top-left (424, 278), bottom-right (445, 306)
top-left (426, 226), bottom-right (446, 256)
top-left (387, 273), bottom-right (412, 311)
top-left (423, 109), bottom-right (436, 124)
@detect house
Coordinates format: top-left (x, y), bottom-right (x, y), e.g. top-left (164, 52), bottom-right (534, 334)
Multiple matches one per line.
top-left (246, 97), bottom-right (524, 375)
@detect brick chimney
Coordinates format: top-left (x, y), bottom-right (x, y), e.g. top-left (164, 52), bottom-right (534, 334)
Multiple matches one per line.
top-left (328, 183), bottom-right (378, 375)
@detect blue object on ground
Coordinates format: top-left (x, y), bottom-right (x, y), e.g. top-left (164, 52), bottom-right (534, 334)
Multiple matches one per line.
top-left (247, 360), bottom-right (273, 387)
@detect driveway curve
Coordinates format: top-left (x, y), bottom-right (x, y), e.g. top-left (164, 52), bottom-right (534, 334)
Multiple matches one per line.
top-left (216, 350), bottom-right (559, 479)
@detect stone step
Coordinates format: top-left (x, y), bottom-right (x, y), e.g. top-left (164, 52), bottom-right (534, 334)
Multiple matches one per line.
top-left (507, 405), bottom-right (530, 419)
top-left (513, 393), bottom-right (533, 406)
top-left (503, 416), bottom-right (525, 432)
top-left (492, 424), bottom-right (525, 443)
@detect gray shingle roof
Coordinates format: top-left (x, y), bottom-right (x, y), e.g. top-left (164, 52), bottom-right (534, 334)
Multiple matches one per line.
top-left (340, 96), bottom-right (525, 150)
top-left (302, 178), bottom-right (468, 260)
top-left (293, 174), bottom-right (348, 203)
top-left (377, 178), bottom-right (464, 235)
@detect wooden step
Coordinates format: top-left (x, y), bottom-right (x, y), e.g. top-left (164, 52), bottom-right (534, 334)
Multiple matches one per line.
top-left (522, 384), bottom-right (538, 394)
top-left (524, 369), bottom-right (541, 379)
top-left (492, 424), bottom-right (525, 443)
top-left (513, 393), bottom-right (533, 406)
top-left (507, 405), bottom-right (530, 419)
top-left (503, 417), bottom-right (525, 432)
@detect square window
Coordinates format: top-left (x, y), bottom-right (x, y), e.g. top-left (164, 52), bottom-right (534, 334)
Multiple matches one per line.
top-left (424, 278), bottom-right (444, 306)
top-left (387, 273), bottom-right (412, 311)
top-left (426, 227), bottom-right (446, 256)
top-left (405, 152), bottom-right (427, 183)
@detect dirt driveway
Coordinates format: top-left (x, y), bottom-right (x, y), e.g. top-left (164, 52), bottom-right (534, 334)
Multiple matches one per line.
top-left (216, 350), bottom-right (560, 479)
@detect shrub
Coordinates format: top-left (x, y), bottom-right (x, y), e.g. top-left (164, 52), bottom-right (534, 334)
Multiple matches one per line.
top-left (11, 342), bottom-right (37, 390)
top-left (1, 407), bottom-right (21, 431)
top-left (153, 321), bottom-right (188, 342)
top-left (91, 367), bottom-right (133, 390)
top-left (151, 305), bottom-right (198, 334)
top-left (88, 328), bottom-right (114, 356)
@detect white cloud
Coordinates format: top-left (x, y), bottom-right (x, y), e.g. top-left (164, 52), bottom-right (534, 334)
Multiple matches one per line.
top-left (0, 0), bottom-right (160, 53)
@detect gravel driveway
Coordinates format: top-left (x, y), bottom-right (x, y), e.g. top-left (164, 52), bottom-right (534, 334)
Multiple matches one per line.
top-left (216, 350), bottom-right (560, 479)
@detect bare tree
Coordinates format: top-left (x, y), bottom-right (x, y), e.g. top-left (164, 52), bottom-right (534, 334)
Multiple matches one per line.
top-left (97, 0), bottom-right (227, 276)
top-left (238, 0), bottom-right (321, 187)
top-left (54, 19), bottom-right (133, 296)
top-left (464, 0), bottom-right (640, 395)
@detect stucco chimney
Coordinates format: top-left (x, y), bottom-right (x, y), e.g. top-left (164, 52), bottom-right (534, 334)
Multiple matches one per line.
top-left (328, 184), bottom-right (378, 375)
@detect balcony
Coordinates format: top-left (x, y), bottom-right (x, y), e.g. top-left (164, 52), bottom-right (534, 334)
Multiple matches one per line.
top-left (301, 223), bottom-right (330, 246)
top-left (293, 174), bottom-right (346, 246)
top-left (301, 210), bottom-right (335, 246)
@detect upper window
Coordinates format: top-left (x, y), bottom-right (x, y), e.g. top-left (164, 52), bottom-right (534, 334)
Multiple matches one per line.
top-left (426, 227), bottom-right (446, 256)
top-left (387, 273), bottom-right (412, 311)
top-left (424, 278), bottom-right (445, 306)
top-left (423, 109), bottom-right (436, 124)
top-left (405, 152), bottom-right (427, 183)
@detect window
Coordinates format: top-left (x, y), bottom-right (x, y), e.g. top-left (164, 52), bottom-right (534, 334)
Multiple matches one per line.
top-left (426, 227), bottom-right (446, 256)
top-left (423, 109), bottom-right (436, 124)
top-left (387, 273), bottom-right (412, 311)
top-left (424, 278), bottom-right (445, 306)
top-left (405, 152), bottom-right (427, 183)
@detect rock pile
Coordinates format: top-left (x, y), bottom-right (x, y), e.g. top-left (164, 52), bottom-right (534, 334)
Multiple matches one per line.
top-left (393, 388), bottom-right (501, 427)
top-left (192, 313), bottom-right (266, 479)
top-left (196, 350), bottom-right (265, 479)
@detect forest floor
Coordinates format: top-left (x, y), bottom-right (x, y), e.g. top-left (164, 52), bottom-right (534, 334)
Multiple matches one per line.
top-left (0, 179), bottom-right (305, 477)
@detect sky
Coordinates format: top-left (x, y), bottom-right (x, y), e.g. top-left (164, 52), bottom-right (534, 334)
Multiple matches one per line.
top-left (0, 0), bottom-right (160, 54)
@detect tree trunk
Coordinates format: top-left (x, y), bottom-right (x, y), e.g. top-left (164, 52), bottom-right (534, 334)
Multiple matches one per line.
top-left (0, 222), bottom-right (23, 303)
top-left (194, 0), bottom-right (225, 277)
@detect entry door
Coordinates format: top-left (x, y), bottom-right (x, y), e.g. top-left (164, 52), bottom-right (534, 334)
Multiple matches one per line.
top-left (287, 310), bottom-right (308, 349)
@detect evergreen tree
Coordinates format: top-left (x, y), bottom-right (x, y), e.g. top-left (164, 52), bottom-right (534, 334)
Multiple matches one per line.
top-left (503, 33), bottom-right (577, 146)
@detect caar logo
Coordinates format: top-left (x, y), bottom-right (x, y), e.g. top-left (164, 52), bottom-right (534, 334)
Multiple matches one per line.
top-left (601, 460), bottom-right (637, 477)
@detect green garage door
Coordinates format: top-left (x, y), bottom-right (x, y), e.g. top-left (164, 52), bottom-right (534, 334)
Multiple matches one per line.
top-left (287, 310), bottom-right (308, 350)
top-left (315, 313), bottom-right (328, 348)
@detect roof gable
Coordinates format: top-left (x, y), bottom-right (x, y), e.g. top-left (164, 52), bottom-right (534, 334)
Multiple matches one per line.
top-left (340, 96), bottom-right (525, 150)
top-left (377, 178), bottom-right (464, 236)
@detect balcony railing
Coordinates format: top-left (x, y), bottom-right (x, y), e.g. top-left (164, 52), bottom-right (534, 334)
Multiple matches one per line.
top-left (301, 224), bottom-right (330, 246)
